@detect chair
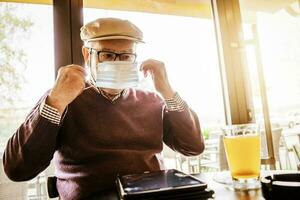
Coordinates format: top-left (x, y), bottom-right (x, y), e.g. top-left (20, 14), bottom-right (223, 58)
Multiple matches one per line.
top-left (281, 128), bottom-right (300, 169)
top-left (175, 138), bottom-right (220, 174)
top-left (293, 144), bottom-right (300, 170)
top-left (260, 128), bottom-right (283, 169)
top-left (218, 135), bottom-right (229, 171)
top-left (162, 144), bottom-right (178, 169)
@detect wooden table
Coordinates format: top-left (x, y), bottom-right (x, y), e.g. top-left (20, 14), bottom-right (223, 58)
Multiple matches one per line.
top-left (88, 171), bottom-right (298, 200)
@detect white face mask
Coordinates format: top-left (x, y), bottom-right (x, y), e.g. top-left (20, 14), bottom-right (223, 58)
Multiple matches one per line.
top-left (96, 61), bottom-right (140, 89)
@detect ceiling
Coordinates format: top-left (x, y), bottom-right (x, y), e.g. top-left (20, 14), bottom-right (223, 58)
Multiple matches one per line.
top-left (1, 0), bottom-right (297, 18)
top-left (240, 0), bottom-right (296, 13)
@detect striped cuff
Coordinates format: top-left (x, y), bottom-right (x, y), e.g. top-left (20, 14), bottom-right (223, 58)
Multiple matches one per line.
top-left (164, 92), bottom-right (187, 112)
top-left (39, 99), bottom-right (61, 125)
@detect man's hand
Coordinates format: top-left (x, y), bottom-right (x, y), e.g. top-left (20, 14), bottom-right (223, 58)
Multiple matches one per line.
top-left (47, 65), bottom-right (86, 114)
top-left (140, 59), bottom-right (175, 99)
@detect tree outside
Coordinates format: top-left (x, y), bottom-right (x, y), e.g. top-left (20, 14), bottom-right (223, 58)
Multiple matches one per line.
top-left (0, 3), bottom-right (33, 152)
top-left (0, 3), bottom-right (33, 107)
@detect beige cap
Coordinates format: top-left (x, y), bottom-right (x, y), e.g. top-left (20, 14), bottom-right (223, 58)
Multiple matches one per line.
top-left (80, 18), bottom-right (144, 43)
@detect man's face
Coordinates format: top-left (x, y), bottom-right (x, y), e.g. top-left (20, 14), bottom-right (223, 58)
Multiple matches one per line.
top-left (82, 39), bottom-right (136, 93)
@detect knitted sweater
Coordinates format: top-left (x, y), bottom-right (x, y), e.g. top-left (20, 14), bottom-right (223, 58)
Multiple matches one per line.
top-left (3, 88), bottom-right (204, 200)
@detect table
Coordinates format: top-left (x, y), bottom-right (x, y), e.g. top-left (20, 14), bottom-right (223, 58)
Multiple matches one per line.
top-left (193, 172), bottom-right (263, 200)
top-left (87, 170), bottom-right (300, 200)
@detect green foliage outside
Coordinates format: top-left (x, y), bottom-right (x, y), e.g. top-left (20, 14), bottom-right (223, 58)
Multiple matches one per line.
top-left (0, 3), bottom-right (33, 108)
top-left (202, 128), bottom-right (210, 140)
top-left (0, 3), bottom-right (33, 152)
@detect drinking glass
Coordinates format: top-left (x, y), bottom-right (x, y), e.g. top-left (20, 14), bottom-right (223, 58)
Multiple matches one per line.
top-left (222, 124), bottom-right (261, 190)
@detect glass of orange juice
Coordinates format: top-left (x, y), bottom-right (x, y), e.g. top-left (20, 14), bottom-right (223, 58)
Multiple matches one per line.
top-left (222, 124), bottom-right (261, 190)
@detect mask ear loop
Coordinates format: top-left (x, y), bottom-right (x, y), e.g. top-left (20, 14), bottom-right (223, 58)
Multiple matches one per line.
top-left (88, 48), bottom-right (97, 86)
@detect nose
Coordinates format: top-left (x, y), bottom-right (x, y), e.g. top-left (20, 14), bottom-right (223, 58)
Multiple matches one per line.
top-left (114, 55), bottom-right (121, 61)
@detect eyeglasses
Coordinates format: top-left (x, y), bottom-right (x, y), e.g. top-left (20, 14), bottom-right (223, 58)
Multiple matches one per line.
top-left (90, 49), bottom-right (137, 63)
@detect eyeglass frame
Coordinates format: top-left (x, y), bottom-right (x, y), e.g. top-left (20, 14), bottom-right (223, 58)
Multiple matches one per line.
top-left (89, 48), bottom-right (137, 63)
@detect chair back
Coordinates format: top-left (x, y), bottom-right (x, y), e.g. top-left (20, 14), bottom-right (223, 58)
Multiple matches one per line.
top-left (261, 128), bottom-right (283, 161)
top-left (293, 144), bottom-right (300, 170)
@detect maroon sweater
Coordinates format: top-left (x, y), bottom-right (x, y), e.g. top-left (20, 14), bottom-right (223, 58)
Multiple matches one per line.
top-left (3, 88), bottom-right (204, 200)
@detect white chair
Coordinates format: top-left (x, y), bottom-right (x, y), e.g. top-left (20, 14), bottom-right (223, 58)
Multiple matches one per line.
top-left (162, 144), bottom-right (178, 170)
top-left (293, 144), bottom-right (300, 170)
top-left (162, 144), bottom-right (204, 173)
top-left (218, 135), bottom-right (229, 171)
top-left (281, 127), bottom-right (300, 169)
top-left (261, 128), bottom-right (283, 169)
top-left (173, 139), bottom-right (220, 174)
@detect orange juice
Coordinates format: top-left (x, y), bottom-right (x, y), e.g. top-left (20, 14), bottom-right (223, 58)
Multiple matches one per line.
top-left (224, 134), bottom-right (260, 179)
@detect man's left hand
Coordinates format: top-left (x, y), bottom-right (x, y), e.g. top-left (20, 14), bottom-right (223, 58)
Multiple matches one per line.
top-left (140, 59), bottom-right (175, 99)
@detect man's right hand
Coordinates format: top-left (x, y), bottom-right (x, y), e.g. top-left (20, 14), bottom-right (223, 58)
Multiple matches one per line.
top-left (46, 65), bottom-right (86, 114)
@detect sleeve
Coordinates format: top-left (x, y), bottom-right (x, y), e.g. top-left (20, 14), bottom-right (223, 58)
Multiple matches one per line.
top-left (163, 93), bottom-right (205, 156)
top-left (2, 92), bottom-right (65, 182)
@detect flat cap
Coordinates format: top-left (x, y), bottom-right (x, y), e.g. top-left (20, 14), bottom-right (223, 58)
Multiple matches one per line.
top-left (80, 18), bottom-right (144, 43)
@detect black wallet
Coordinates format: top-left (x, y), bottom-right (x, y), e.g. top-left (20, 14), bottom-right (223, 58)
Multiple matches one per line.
top-left (116, 169), bottom-right (214, 200)
top-left (261, 173), bottom-right (300, 200)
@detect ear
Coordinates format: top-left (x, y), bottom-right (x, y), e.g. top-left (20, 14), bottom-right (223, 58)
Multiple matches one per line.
top-left (82, 46), bottom-right (90, 63)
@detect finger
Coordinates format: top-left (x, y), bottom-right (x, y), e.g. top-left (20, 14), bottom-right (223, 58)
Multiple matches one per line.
top-left (140, 59), bottom-right (157, 69)
top-left (140, 59), bottom-right (163, 70)
top-left (140, 64), bottom-right (151, 77)
top-left (144, 69), bottom-right (149, 78)
top-left (141, 59), bottom-right (159, 65)
top-left (65, 65), bottom-right (87, 76)
top-left (140, 62), bottom-right (154, 72)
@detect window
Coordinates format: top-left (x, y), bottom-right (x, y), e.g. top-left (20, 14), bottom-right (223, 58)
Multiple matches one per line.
top-left (0, 2), bottom-right (54, 199)
top-left (0, 2), bottom-right (54, 152)
top-left (241, 1), bottom-right (300, 127)
top-left (240, 0), bottom-right (300, 169)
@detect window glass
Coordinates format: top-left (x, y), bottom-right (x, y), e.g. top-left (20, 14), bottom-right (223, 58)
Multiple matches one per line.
top-left (0, 2), bottom-right (54, 199)
top-left (240, 0), bottom-right (300, 168)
